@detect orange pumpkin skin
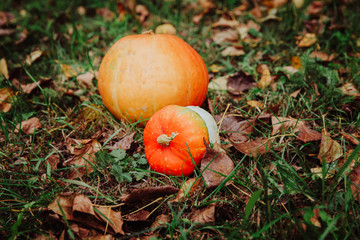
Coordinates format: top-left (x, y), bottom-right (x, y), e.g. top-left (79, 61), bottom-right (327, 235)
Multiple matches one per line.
top-left (98, 33), bottom-right (208, 123)
top-left (143, 105), bottom-right (209, 176)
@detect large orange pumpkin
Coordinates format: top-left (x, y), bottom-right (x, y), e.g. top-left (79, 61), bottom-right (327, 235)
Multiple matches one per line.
top-left (98, 31), bottom-right (209, 123)
top-left (143, 105), bottom-right (219, 176)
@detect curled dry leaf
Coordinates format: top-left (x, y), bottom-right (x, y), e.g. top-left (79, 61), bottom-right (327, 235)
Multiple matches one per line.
top-left (190, 203), bottom-right (216, 223)
top-left (47, 193), bottom-right (124, 235)
top-left (26, 49), bottom-right (42, 65)
top-left (155, 23), bottom-right (177, 35)
top-left (16, 117), bottom-right (42, 134)
top-left (318, 130), bottom-right (343, 163)
top-left (124, 186), bottom-right (179, 204)
top-left (350, 165), bottom-right (360, 201)
top-left (200, 141), bottom-right (234, 188)
top-left (257, 64), bottom-right (272, 89)
top-left (297, 33), bottom-right (317, 47)
top-left (271, 116), bottom-right (322, 143)
top-left (65, 138), bottom-right (101, 179)
top-left (230, 138), bottom-right (271, 157)
top-left (0, 88), bottom-right (13, 112)
top-left (171, 178), bottom-right (202, 202)
top-left (109, 132), bottom-right (136, 151)
top-left (0, 58), bottom-right (9, 79)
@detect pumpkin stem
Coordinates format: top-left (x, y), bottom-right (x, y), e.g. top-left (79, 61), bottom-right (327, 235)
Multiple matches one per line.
top-left (157, 132), bottom-right (178, 147)
top-left (142, 29), bottom-right (154, 35)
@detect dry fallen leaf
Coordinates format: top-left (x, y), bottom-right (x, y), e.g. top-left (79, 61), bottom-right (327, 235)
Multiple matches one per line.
top-left (155, 23), bottom-right (177, 35)
top-left (0, 88), bottom-right (13, 112)
top-left (212, 29), bottom-right (239, 44)
top-left (190, 203), bottom-right (216, 223)
top-left (109, 132), bottom-right (136, 151)
top-left (297, 33), bottom-right (317, 47)
top-left (16, 117), bottom-right (42, 134)
top-left (77, 71), bottom-right (95, 88)
top-left (310, 51), bottom-right (335, 62)
top-left (124, 186), bottom-right (179, 204)
top-left (96, 8), bottom-right (114, 21)
top-left (340, 83), bottom-right (360, 98)
top-left (171, 178), bottom-right (202, 202)
top-left (221, 45), bottom-right (245, 57)
top-left (227, 71), bottom-right (257, 95)
top-left (350, 164), bottom-right (360, 201)
top-left (0, 58), bottom-right (9, 79)
top-left (47, 193), bottom-right (124, 235)
top-left (257, 64), bottom-right (272, 89)
top-left (20, 78), bottom-right (51, 94)
top-left (214, 115), bottom-right (254, 142)
top-left (65, 138), bottom-right (101, 179)
top-left (26, 49), bottom-right (42, 65)
top-left (271, 116), bottom-right (322, 143)
top-left (230, 138), bottom-right (271, 157)
top-left (318, 130), bottom-right (343, 163)
top-left (200, 142), bottom-right (234, 188)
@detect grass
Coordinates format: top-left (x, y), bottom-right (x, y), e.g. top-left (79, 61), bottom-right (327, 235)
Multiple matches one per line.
top-left (1, 0), bottom-right (360, 239)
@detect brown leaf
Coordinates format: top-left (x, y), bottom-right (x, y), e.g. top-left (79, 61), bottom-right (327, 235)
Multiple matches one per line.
top-left (212, 17), bottom-right (239, 28)
top-left (227, 71), bottom-right (257, 95)
top-left (126, 210), bottom-right (150, 221)
top-left (271, 116), bottom-right (322, 143)
top-left (342, 132), bottom-right (360, 145)
top-left (214, 115), bottom-right (254, 142)
top-left (0, 58), bottom-right (9, 79)
top-left (125, 186), bottom-right (179, 204)
top-left (230, 138), bottom-right (271, 157)
top-left (77, 71), bottom-right (95, 88)
top-left (340, 83), bottom-right (360, 98)
top-left (297, 33), bottom-right (317, 47)
top-left (26, 49), bottom-right (42, 65)
top-left (16, 117), bottom-right (42, 134)
top-left (212, 29), bottom-right (239, 44)
top-left (171, 178), bottom-right (202, 202)
top-left (20, 78), bottom-right (51, 94)
top-left (47, 193), bottom-right (124, 235)
top-left (190, 203), bottom-right (216, 223)
top-left (135, 5), bottom-right (149, 24)
top-left (350, 165), bottom-right (360, 201)
top-left (109, 132), bottom-right (136, 151)
top-left (151, 214), bottom-right (170, 229)
top-left (96, 8), bottom-right (114, 21)
top-left (221, 45), bottom-right (245, 57)
top-left (200, 142), bottom-right (234, 188)
top-left (257, 64), bottom-right (272, 89)
top-left (0, 88), bottom-right (13, 112)
top-left (318, 130), bottom-right (343, 163)
top-left (310, 51), bottom-right (335, 62)
top-left (65, 138), bottom-right (101, 179)
top-left (155, 23), bottom-right (177, 35)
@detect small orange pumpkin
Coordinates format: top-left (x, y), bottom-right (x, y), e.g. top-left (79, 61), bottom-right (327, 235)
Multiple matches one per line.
top-left (143, 105), bottom-right (219, 176)
top-left (98, 31), bottom-right (208, 123)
